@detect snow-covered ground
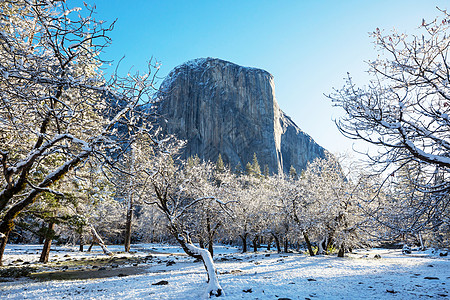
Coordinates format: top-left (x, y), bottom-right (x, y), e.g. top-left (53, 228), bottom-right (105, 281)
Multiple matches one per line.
top-left (0, 244), bottom-right (449, 299)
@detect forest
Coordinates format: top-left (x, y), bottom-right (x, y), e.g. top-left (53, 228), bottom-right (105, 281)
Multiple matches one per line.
top-left (0, 1), bottom-right (449, 298)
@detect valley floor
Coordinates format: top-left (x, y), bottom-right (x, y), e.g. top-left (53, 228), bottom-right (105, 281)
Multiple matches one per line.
top-left (0, 244), bottom-right (449, 299)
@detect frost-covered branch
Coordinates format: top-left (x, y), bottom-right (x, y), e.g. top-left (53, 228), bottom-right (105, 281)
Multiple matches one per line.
top-left (0, 0), bottom-right (162, 265)
top-left (328, 10), bottom-right (450, 242)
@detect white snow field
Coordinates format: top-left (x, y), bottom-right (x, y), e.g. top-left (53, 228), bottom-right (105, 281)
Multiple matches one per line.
top-left (0, 244), bottom-right (449, 299)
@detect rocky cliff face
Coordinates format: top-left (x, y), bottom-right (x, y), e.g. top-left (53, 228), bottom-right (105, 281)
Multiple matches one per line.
top-left (157, 57), bottom-right (326, 174)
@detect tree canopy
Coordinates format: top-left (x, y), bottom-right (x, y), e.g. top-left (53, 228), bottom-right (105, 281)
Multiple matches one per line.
top-left (329, 10), bottom-right (450, 237)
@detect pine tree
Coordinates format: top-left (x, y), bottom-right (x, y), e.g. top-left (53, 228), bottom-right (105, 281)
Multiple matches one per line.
top-left (252, 153), bottom-right (261, 176)
top-left (263, 164), bottom-right (270, 178)
top-left (245, 162), bottom-right (253, 176)
top-left (289, 165), bottom-right (297, 179)
top-left (187, 155), bottom-right (200, 168)
top-left (235, 162), bottom-right (242, 175)
top-left (216, 154), bottom-right (225, 173)
top-left (187, 156), bottom-right (195, 168)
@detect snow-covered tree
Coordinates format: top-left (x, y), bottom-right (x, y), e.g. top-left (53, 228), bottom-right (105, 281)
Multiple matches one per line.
top-left (184, 159), bottom-right (237, 257)
top-left (226, 174), bottom-right (269, 252)
top-left (113, 145), bottom-right (137, 252)
top-left (279, 154), bottom-right (367, 256)
top-left (64, 164), bottom-right (118, 254)
top-left (362, 161), bottom-right (448, 248)
top-left (329, 10), bottom-right (450, 241)
top-left (262, 175), bottom-right (290, 253)
top-left (141, 144), bottom-right (235, 297)
top-left (215, 154), bottom-right (225, 173)
top-left (307, 155), bottom-right (362, 256)
top-left (0, 0), bottom-right (161, 265)
top-left (278, 174), bottom-right (316, 256)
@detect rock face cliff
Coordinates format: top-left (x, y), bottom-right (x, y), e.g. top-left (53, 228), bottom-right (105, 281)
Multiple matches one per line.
top-left (157, 57), bottom-right (326, 174)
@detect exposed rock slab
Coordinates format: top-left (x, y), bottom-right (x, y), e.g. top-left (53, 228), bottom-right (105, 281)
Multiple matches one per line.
top-left (157, 57), bottom-right (326, 174)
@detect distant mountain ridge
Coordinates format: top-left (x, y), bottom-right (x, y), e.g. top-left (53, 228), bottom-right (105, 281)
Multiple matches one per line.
top-left (156, 57), bottom-right (326, 174)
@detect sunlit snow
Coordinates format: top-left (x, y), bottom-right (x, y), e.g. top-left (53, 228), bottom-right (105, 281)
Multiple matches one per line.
top-left (1, 244), bottom-right (448, 299)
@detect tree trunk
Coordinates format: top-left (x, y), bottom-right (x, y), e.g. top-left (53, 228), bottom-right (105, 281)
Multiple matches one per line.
top-left (185, 243), bottom-right (223, 297)
top-left (317, 237), bottom-right (327, 255)
top-left (79, 233), bottom-right (84, 252)
top-left (37, 222), bottom-right (48, 244)
top-left (252, 235), bottom-right (258, 252)
top-left (199, 236), bottom-right (205, 249)
top-left (170, 231), bottom-right (223, 297)
top-left (338, 243), bottom-right (345, 257)
top-left (0, 231), bottom-right (9, 266)
top-left (267, 236), bottom-right (272, 251)
top-left (90, 225), bottom-right (113, 256)
top-left (124, 195), bottom-right (133, 252)
top-left (303, 231), bottom-right (315, 256)
top-left (272, 233), bottom-right (281, 253)
top-left (240, 234), bottom-right (247, 253)
top-left (39, 222), bottom-right (54, 263)
top-left (208, 241), bottom-right (214, 258)
top-left (418, 232), bottom-right (425, 250)
top-left (88, 241), bottom-right (94, 252)
top-left (338, 247), bottom-right (345, 257)
top-left (283, 238), bottom-right (288, 253)
top-left (206, 217), bottom-right (216, 257)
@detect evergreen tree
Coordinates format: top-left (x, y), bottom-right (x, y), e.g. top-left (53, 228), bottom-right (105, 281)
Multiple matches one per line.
top-left (216, 154), bottom-right (225, 173)
top-left (193, 155), bottom-right (200, 165)
top-left (187, 156), bottom-right (195, 168)
top-left (252, 153), bottom-right (261, 176)
top-left (263, 164), bottom-right (270, 178)
top-left (187, 155), bottom-right (200, 168)
top-left (235, 162), bottom-right (243, 175)
top-left (245, 162), bottom-right (253, 176)
top-left (289, 165), bottom-right (297, 179)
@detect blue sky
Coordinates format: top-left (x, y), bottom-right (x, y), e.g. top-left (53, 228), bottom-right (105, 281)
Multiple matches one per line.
top-left (71, 0), bottom-right (449, 158)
